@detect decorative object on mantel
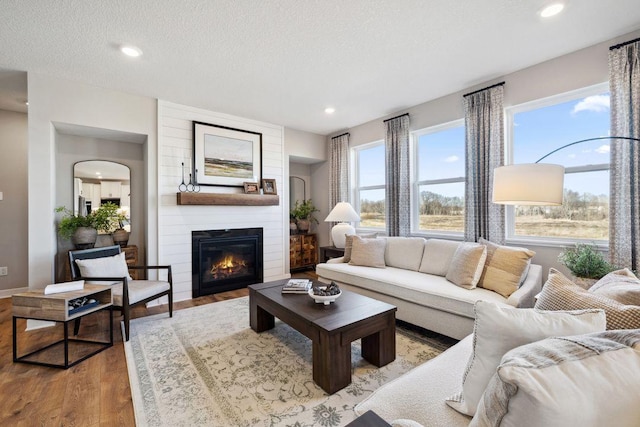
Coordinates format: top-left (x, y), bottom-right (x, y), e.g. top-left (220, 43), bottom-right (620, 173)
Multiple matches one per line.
top-left (243, 182), bottom-right (259, 194)
top-left (193, 121), bottom-right (262, 187)
top-left (176, 192), bottom-right (279, 206)
top-left (558, 243), bottom-right (615, 289)
top-left (262, 178), bottom-right (277, 195)
top-left (290, 199), bottom-right (319, 234)
top-left (178, 162), bottom-right (200, 193)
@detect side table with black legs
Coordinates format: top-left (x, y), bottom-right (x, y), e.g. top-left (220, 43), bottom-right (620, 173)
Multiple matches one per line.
top-left (319, 245), bottom-right (345, 263)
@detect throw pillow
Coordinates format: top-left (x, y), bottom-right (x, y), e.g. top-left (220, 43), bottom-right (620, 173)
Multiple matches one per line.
top-left (445, 242), bottom-right (487, 289)
top-left (75, 252), bottom-right (132, 284)
top-left (477, 238), bottom-right (535, 298)
top-left (535, 268), bottom-right (640, 330)
top-left (343, 232), bottom-right (377, 263)
top-left (384, 237), bottom-right (426, 271)
top-left (349, 235), bottom-right (387, 268)
top-left (445, 300), bottom-right (606, 417)
top-left (471, 330), bottom-right (640, 427)
top-left (589, 268), bottom-right (640, 306)
top-left (418, 239), bottom-right (461, 276)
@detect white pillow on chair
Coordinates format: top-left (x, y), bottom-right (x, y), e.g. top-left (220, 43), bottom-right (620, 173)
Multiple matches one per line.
top-left (75, 252), bottom-right (132, 284)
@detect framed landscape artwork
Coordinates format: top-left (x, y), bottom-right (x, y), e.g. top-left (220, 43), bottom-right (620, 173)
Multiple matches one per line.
top-left (193, 121), bottom-right (262, 187)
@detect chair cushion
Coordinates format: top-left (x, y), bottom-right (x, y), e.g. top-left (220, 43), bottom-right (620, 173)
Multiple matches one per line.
top-left (471, 330), bottom-right (640, 427)
top-left (75, 252), bottom-right (132, 283)
top-left (535, 268), bottom-right (640, 330)
top-left (446, 301), bottom-right (606, 417)
top-left (111, 280), bottom-right (170, 306)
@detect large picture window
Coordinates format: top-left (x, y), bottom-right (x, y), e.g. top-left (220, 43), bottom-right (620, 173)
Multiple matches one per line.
top-left (507, 83), bottom-right (610, 241)
top-left (353, 142), bottom-right (385, 229)
top-left (413, 121), bottom-right (465, 235)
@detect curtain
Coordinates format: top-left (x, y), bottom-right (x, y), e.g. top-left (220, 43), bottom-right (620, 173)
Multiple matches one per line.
top-left (463, 84), bottom-right (505, 244)
top-left (328, 133), bottom-right (350, 242)
top-left (385, 114), bottom-right (410, 236)
top-left (609, 39), bottom-right (640, 270)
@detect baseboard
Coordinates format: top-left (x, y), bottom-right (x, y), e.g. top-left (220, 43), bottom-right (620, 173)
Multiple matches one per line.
top-left (0, 286), bottom-right (28, 299)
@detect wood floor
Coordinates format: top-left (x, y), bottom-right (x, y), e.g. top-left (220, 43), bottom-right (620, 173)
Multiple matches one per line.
top-left (0, 271), bottom-right (317, 426)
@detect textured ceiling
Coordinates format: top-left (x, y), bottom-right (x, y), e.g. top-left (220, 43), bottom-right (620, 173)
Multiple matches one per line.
top-left (1, 1), bottom-right (640, 135)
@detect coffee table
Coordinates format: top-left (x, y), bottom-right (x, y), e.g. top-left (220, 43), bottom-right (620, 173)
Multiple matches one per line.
top-left (249, 279), bottom-right (397, 393)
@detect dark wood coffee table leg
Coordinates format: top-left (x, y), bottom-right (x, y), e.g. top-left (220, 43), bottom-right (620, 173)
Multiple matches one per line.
top-left (249, 292), bottom-right (275, 332)
top-left (313, 331), bottom-right (351, 394)
top-left (361, 313), bottom-right (396, 367)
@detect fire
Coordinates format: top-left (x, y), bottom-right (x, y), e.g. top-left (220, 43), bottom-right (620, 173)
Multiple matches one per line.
top-left (210, 255), bottom-right (248, 279)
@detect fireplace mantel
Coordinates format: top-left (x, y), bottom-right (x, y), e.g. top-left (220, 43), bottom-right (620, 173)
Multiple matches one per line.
top-left (177, 192), bottom-right (279, 206)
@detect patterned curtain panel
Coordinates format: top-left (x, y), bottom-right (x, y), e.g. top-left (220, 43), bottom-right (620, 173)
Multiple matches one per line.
top-left (385, 114), bottom-right (410, 236)
top-left (609, 39), bottom-right (640, 270)
top-left (328, 133), bottom-right (350, 242)
top-left (463, 84), bottom-right (505, 244)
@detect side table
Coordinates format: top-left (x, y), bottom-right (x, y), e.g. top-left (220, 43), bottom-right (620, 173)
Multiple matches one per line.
top-left (319, 245), bottom-right (345, 263)
top-left (12, 284), bottom-right (113, 369)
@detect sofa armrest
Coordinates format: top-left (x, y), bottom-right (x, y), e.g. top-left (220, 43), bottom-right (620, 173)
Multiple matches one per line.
top-left (507, 264), bottom-right (543, 308)
top-left (326, 256), bottom-right (345, 264)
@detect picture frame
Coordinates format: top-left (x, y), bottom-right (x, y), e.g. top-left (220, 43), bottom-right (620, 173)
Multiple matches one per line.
top-left (193, 121), bottom-right (262, 187)
top-left (262, 178), bottom-right (277, 195)
top-left (243, 182), bottom-right (260, 194)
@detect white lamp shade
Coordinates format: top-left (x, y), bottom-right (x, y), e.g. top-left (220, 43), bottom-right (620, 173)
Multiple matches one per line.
top-left (493, 164), bottom-right (565, 206)
top-left (324, 202), bottom-right (360, 222)
top-left (325, 202), bottom-right (360, 248)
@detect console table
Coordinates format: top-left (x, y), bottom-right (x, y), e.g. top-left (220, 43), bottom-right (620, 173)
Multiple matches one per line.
top-left (290, 233), bottom-right (318, 271)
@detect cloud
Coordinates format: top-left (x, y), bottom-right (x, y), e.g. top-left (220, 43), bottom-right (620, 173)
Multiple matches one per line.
top-left (572, 95), bottom-right (610, 115)
top-left (567, 153), bottom-right (576, 159)
top-left (595, 144), bottom-right (610, 154)
top-left (443, 155), bottom-right (459, 163)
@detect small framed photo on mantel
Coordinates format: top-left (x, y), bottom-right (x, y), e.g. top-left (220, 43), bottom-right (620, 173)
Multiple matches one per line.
top-left (243, 182), bottom-right (260, 194)
top-left (262, 179), bottom-right (277, 195)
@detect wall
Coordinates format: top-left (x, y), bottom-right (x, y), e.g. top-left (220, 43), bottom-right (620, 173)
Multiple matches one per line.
top-left (27, 73), bottom-right (157, 288)
top-left (329, 29), bottom-right (640, 280)
top-left (0, 109), bottom-right (28, 295)
top-left (158, 101), bottom-right (287, 302)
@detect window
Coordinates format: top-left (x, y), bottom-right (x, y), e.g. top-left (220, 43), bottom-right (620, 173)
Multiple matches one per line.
top-left (354, 141), bottom-right (385, 229)
top-left (413, 121), bottom-right (465, 235)
top-left (507, 83), bottom-right (610, 241)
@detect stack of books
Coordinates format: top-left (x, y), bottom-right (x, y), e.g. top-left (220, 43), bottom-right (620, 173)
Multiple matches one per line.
top-left (282, 279), bottom-right (312, 294)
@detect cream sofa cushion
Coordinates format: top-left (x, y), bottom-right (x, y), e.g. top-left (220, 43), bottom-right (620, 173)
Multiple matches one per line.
top-left (384, 237), bottom-right (426, 271)
top-left (445, 243), bottom-right (487, 289)
top-left (343, 233), bottom-right (377, 263)
top-left (419, 239), bottom-right (461, 276)
top-left (589, 268), bottom-right (640, 306)
top-left (349, 235), bottom-right (386, 268)
top-left (446, 301), bottom-right (606, 417)
top-left (478, 238), bottom-right (535, 298)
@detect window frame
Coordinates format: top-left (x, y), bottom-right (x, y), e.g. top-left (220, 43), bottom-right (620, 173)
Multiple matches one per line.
top-left (504, 82), bottom-right (610, 247)
top-left (411, 119), bottom-right (466, 239)
top-left (352, 140), bottom-right (386, 231)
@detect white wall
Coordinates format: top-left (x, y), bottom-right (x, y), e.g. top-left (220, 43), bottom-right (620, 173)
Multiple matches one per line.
top-left (158, 101), bottom-right (287, 302)
top-left (27, 73), bottom-right (157, 288)
top-left (329, 29), bottom-right (640, 280)
top-left (0, 110), bottom-right (28, 295)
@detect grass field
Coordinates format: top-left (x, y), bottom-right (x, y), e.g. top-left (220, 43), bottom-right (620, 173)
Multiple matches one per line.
top-left (360, 213), bottom-right (608, 239)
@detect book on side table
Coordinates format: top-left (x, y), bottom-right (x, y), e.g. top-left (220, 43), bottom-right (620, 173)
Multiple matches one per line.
top-left (282, 279), bottom-right (312, 293)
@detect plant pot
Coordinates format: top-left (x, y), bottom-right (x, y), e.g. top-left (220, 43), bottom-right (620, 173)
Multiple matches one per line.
top-left (296, 219), bottom-right (310, 234)
top-left (112, 228), bottom-right (130, 248)
top-left (289, 222), bottom-right (298, 235)
top-left (571, 275), bottom-right (598, 290)
top-left (71, 227), bottom-right (98, 249)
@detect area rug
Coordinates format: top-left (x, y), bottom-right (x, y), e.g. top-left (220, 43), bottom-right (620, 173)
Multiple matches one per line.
top-left (124, 297), bottom-right (449, 427)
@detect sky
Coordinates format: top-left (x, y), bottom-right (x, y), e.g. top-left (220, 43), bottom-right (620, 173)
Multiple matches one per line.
top-left (358, 91), bottom-right (611, 202)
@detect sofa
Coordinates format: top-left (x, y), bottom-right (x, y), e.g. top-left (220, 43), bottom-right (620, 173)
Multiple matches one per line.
top-left (316, 236), bottom-right (543, 339)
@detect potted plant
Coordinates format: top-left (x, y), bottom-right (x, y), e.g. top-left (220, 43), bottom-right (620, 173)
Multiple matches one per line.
top-left (55, 202), bottom-right (126, 249)
top-left (290, 199), bottom-right (319, 234)
top-left (558, 243), bottom-right (614, 288)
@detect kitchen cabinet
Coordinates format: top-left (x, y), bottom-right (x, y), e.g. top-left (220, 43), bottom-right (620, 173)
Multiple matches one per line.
top-left (100, 181), bottom-right (121, 199)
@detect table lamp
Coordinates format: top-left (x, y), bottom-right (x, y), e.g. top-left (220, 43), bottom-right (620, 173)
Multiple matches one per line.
top-left (324, 202), bottom-right (360, 248)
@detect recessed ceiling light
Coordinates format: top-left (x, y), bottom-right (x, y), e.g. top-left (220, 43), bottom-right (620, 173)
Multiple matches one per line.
top-left (540, 3), bottom-right (565, 18)
top-left (324, 107), bottom-right (335, 114)
top-left (120, 45), bottom-right (143, 57)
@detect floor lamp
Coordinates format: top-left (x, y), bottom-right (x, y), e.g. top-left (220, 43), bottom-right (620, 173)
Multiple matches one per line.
top-left (324, 202), bottom-right (360, 248)
top-left (493, 136), bottom-right (640, 206)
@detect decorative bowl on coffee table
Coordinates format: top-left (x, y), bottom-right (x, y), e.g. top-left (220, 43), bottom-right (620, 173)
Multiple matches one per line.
top-left (308, 288), bottom-right (342, 305)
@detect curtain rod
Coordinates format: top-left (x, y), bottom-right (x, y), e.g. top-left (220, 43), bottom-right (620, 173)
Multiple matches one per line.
top-left (383, 113), bottom-right (409, 123)
top-left (331, 132), bottom-right (350, 139)
top-left (610, 36), bottom-right (640, 50)
top-left (463, 81), bottom-right (505, 98)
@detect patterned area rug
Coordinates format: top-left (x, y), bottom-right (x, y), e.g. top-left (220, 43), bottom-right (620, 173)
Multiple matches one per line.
top-left (124, 297), bottom-right (449, 427)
